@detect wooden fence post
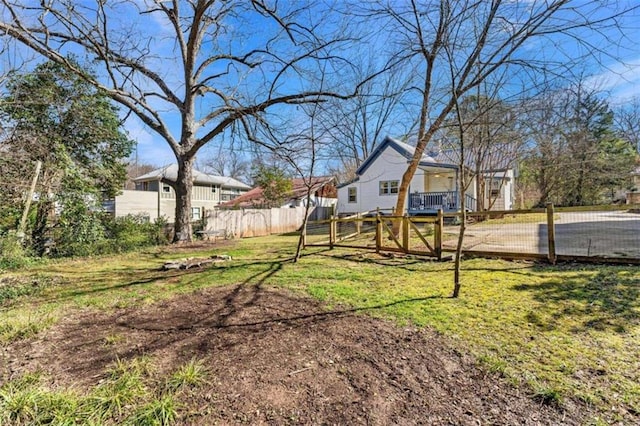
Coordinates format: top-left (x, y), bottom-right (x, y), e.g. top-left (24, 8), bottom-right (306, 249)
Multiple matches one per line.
top-left (402, 214), bottom-right (410, 253)
top-left (546, 203), bottom-right (556, 264)
top-left (356, 212), bottom-right (361, 235)
top-left (375, 213), bottom-right (382, 254)
top-left (329, 215), bottom-right (336, 249)
top-left (435, 209), bottom-right (443, 260)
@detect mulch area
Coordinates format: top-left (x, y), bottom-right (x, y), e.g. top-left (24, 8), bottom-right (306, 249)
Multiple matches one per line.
top-left (3, 283), bottom-right (586, 425)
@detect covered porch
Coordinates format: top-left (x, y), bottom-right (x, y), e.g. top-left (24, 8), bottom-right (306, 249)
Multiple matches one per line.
top-left (408, 165), bottom-right (476, 214)
top-left (408, 191), bottom-right (476, 214)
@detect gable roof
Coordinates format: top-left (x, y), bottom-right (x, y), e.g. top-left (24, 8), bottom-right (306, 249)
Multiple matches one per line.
top-left (219, 176), bottom-right (337, 208)
top-left (133, 164), bottom-right (251, 189)
top-left (354, 136), bottom-right (457, 177)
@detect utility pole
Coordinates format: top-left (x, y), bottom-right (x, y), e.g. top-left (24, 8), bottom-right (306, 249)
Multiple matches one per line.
top-left (17, 160), bottom-right (42, 241)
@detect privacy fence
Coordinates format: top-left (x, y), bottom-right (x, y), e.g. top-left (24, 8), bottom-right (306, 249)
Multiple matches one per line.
top-left (204, 207), bottom-right (307, 238)
top-left (304, 204), bottom-right (640, 264)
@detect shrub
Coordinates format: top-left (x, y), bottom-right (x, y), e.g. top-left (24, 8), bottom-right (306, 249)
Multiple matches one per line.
top-left (102, 214), bottom-right (169, 253)
top-left (53, 196), bottom-right (107, 257)
top-left (0, 232), bottom-right (34, 270)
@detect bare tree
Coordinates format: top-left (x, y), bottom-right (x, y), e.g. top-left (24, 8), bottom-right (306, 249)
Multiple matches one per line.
top-left (321, 56), bottom-right (414, 181)
top-left (614, 96), bottom-right (640, 154)
top-left (0, 0), bottom-right (357, 242)
top-left (199, 143), bottom-right (250, 184)
top-left (124, 162), bottom-right (157, 190)
top-left (356, 0), bottom-right (639, 217)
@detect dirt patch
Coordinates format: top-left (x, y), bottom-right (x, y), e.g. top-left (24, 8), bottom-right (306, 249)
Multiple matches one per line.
top-left (3, 284), bottom-right (586, 425)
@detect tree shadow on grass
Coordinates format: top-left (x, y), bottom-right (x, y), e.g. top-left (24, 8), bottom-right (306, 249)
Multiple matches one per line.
top-left (512, 269), bottom-right (639, 333)
top-left (30, 259), bottom-right (444, 386)
top-left (39, 257), bottom-right (293, 304)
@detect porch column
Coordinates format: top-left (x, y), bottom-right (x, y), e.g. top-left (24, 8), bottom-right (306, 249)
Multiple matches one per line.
top-left (455, 168), bottom-right (459, 194)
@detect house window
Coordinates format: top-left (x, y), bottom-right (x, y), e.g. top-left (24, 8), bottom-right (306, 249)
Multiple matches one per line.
top-left (348, 187), bottom-right (357, 203)
top-left (212, 186), bottom-right (217, 193)
top-left (162, 184), bottom-right (171, 193)
top-left (142, 182), bottom-right (149, 191)
top-left (489, 178), bottom-right (503, 198)
top-left (379, 180), bottom-right (399, 195)
top-left (191, 207), bottom-right (201, 220)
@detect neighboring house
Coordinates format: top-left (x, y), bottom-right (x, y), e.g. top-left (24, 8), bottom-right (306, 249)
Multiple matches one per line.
top-left (104, 164), bottom-right (251, 222)
top-left (336, 136), bottom-right (516, 215)
top-left (219, 176), bottom-right (337, 210)
top-left (627, 166), bottom-right (640, 204)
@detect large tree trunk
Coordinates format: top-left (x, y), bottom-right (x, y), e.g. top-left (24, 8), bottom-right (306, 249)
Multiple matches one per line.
top-left (173, 156), bottom-right (195, 243)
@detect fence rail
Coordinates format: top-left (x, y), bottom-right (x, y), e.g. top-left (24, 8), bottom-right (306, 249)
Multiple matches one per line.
top-left (306, 212), bottom-right (443, 259)
top-left (305, 204), bottom-right (640, 264)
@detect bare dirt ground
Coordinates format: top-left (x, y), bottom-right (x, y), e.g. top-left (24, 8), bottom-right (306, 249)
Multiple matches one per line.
top-left (4, 284), bottom-right (586, 425)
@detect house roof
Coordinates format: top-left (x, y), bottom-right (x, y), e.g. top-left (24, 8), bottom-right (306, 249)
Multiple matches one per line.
top-left (219, 176), bottom-right (337, 208)
top-left (352, 136), bottom-right (458, 179)
top-left (133, 164), bottom-right (251, 189)
top-left (347, 136), bottom-right (516, 186)
top-left (431, 144), bottom-right (517, 172)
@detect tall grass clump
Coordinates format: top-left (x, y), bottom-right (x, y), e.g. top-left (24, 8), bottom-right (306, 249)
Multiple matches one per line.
top-left (89, 358), bottom-right (150, 421)
top-left (0, 373), bottom-right (84, 425)
top-left (0, 232), bottom-right (35, 270)
top-left (167, 358), bottom-right (209, 392)
top-left (125, 394), bottom-right (178, 425)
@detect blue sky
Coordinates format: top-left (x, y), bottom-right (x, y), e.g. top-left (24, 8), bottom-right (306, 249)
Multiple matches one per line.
top-left (2, 1), bottom-right (640, 171)
top-left (123, 1), bottom-right (640, 169)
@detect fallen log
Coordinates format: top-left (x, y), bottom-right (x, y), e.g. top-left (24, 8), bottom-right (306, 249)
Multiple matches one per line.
top-left (162, 255), bottom-right (232, 271)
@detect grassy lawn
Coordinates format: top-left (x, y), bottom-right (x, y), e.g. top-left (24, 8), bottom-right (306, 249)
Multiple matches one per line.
top-left (1, 235), bottom-right (638, 424)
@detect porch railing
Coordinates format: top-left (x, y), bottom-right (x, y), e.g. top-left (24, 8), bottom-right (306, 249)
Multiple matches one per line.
top-left (408, 191), bottom-right (476, 213)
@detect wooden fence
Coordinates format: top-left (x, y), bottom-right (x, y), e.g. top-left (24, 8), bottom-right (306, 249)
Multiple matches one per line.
top-left (305, 211), bottom-right (443, 259)
top-left (204, 207), bottom-right (307, 238)
top-left (305, 204), bottom-right (640, 264)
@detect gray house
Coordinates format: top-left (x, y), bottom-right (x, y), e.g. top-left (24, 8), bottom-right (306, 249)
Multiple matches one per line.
top-left (104, 164), bottom-right (251, 222)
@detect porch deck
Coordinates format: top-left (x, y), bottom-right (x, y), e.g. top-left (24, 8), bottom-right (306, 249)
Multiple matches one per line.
top-left (408, 191), bottom-right (476, 215)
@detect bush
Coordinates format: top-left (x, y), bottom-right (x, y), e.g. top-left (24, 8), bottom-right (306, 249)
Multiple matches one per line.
top-left (0, 232), bottom-right (34, 270)
top-left (54, 208), bottom-right (107, 257)
top-left (50, 213), bottom-right (168, 258)
top-left (102, 214), bottom-right (169, 253)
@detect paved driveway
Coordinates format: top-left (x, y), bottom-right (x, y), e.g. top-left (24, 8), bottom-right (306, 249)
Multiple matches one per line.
top-left (443, 210), bottom-right (640, 258)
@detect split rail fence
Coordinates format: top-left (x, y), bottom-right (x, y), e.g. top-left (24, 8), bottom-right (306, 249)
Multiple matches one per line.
top-left (304, 204), bottom-right (640, 264)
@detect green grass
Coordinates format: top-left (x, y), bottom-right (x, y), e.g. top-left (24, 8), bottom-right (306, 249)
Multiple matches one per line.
top-left (466, 212), bottom-right (551, 225)
top-left (0, 235), bottom-right (638, 423)
top-left (0, 357), bottom-right (179, 425)
top-left (167, 358), bottom-right (209, 392)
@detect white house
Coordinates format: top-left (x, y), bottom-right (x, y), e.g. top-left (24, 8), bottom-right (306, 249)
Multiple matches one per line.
top-left (336, 136), bottom-right (515, 215)
top-left (104, 164), bottom-right (251, 222)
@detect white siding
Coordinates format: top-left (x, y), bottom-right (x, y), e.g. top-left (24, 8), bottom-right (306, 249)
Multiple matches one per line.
top-left (424, 172), bottom-right (456, 192)
top-left (337, 146), bottom-right (424, 214)
top-left (484, 170), bottom-right (514, 211)
top-left (113, 190), bottom-right (159, 220)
